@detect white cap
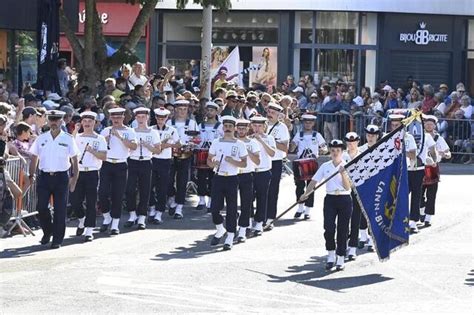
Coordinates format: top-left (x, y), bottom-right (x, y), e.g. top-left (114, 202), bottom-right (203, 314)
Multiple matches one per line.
top-left (301, 114), bottom-right (317, 121)
top-left (46, 110), bottom-right (66, 118)
top-left (133, 107), bottom-right (151, 114)
top-left (344, 132), bottom-right (360, 141)
top-left (205, 101), bottom-right (219, 110)
top-left (328, 139), bottom-right (345, 148)
top-left (365, 124), bottom-right (380, 134)
top-left (80, 111), bottom-right (97, 120)
top-left (382, 85), bottom-right (392, 92)
top-left (42, 100), bottom-right (59, 109)
top-left (109, 107), bottom-right (126, 115)
top-left (174, 99), bottom-right (189, 106)
top-left (353, 96), bottom-right (364, 107)
top-left (221, 115), bottom-right (237, 125)
top-left (267, 103), bottom-right (283, 112)
top-left (310, 92), bottom-right (318, 98)
top-left (47, 93), bottom-right (62, 101)
top-left (388, 114), bottom-right (405, 121)
top-left (236, 119), bottom-right (250, 125)
top-left (292, 86), bottom-right (304, 93)
top-left (154, 107), bottom-right (171, 116)
top-left (250, 115), bottom-right (267, 123)
top-left (422, 114), bottom-right (438, 123)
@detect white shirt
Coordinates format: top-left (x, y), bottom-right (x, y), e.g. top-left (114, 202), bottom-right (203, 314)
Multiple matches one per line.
top-left (342, 148), bottom-right (361, 163)
top-left (406, 132), bottom-right (436, 171)
top-left (239, 138), bottom-right (260, 174)
top-left (128, 73), bottom-right (147, 88)
top-left (153, 125), bottom-right (179, 159)
top-left (209, 138), bottom-right (248, 176)
top-left (75, 133), bottom-right (107, 171)
top-left (292, 131), bottom-right (326, 159)
top-left (312, 160), bottom-right (351, 194)
top-left (100, 126), bottom-right (137, 161)
top-left (461, 105), bottom-right (473, 119)
top-left (254, 134), bottom-right (276, 172)
top-left (267, 121), bottom-right (290, 160)
top-left (29, 130), bottom-right (80, 172)
top-left (432, 133), bottom-right (450, 162)
top-left (198, 121), bottom-right (223, 148)
top-left (130, 127), bottom-right (161, 161)
top-left (167, 119), bottom-right (199, 145)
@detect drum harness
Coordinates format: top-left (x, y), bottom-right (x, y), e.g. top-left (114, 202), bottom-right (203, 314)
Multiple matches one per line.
top-left (298, 130), bottom-right (318, 159)
top-left (200, 121), bottom-right (221, 149)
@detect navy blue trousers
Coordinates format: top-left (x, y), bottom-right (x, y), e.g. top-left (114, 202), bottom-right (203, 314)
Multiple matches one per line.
top-left (150, 158), bottom-right (172, 212)
top-left (238, 172), bottom-right (254, 227)
top-left (323, 194), bottom-right (352, 256)
top-left (210, 175), bottom-right (239, 233)
top-left (71, 170), bottom-right (98, 227)
top-left (253, 170), bottom-right (271, 223)
top-left (267, 160), bottom-right (283, 220)
top-left (98, 162), bottom-right (128, 219)
top-left (126, 159), bottom-right (152, 216)
top-left (168, 158), bottom-right (191, 204)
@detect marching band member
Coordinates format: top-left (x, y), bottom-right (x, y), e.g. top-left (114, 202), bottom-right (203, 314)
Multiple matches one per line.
top-left (207, 116), bottom-right (248, 250)
top-left (124, 107), bottom-right (161, 230)
top-left (342, 131), bottom-right (361, 260)
top-left (149, 107), bottom-right (180, 224)
top-left (265, 103), bottom-right (290, 230)
top-left (72, 111), bottom-right (107, 242)
top-left (289, 114), bottom-right (327, 219)
top-left (250, 115), bottom-right (276, 236)
top-left (421, 114), bottom-right (451, 227)
top-left (235, 119), bottom-right (260, 243)
top-left (196, 101), bottom-right (223, 211)
top-left (99, 107), bottom-right (137, 235)
top-left (300, 139), bottom-right (352, 271)
top-left (356, 124), bottom-right (380, 251)
top-left (166, 99), bottom-right (199, 219)
top-left (29, 110), bottom-right (80, 249)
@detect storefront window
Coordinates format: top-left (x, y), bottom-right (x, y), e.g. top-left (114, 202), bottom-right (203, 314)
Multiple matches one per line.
top-left (298, 48), bottom-right (312, 77)
top-left (316, 12), bottom-right (359, 44)
top-left (361, 13), bottom-right (377, 45)
top-left (295, 12), bottom-right (312, 44)
top-left (313, 49), bottom-right (358, 84)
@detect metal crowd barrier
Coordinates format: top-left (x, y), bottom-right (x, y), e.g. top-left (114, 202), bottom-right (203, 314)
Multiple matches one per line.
top-left (5, 157), bottom-right (38, 237)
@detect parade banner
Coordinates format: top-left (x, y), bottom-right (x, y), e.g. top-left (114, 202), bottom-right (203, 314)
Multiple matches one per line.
top-left (212, 46), bottom-right (243, 87)
top-left (346, 124), bottom-right (410, 261)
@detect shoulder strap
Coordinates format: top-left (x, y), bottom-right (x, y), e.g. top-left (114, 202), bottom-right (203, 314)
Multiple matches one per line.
top-left (213, 121), bottom-right (221, 130)
top-left (171, 119), bottom-right (176, 126)
top-left (268, 121), bottom-right (279, 135)
top-left (312, 131), bottom-right (317, 141)
top-left (201, 122), bottom-right (206, 131)
top-left (185, 119), bottom-right (190, 127)
top-left (299, 131), bottom-right (304, 141)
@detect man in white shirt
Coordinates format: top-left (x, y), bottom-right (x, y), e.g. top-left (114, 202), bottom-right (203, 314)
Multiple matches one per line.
top-left (207, 116), bottom-right (248, 250)
top-left (265, 103), bottom-right (290, 230)
top-left (124, 108), bottom-right (161, 230)
top-left (29, 110), bottom-right (80, 249)
top-left (300, 139), bottom-right (352, 271)
top-left (128, 62), bottom-right (148, 89)
top-left (72, 111), bottom-right (107, 242)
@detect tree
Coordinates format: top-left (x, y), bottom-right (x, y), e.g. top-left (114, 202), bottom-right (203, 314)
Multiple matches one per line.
top-left (59, 0), bottom-right (159, 93)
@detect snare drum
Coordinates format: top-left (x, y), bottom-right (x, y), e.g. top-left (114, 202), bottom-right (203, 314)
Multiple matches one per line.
top-left (293, 158), bottom-right (319, 181)
top-left (423, 164), bottom-right (440, 186)
top-left (193, 148), bottom-right (210, 169)
top-left (172, 145), bottom-right (193, 159)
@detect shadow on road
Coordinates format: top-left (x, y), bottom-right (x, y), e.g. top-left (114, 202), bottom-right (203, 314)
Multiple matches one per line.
top-left (151, 234), bottom-right (222, 261)
top-left (465, 269), bottom-right (474, 287)
top-left (248, 255), bottom-right (393, 292)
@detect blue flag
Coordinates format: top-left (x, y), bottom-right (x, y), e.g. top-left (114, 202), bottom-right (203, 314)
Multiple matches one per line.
top-left (345, 125), bottom-right (410, 261)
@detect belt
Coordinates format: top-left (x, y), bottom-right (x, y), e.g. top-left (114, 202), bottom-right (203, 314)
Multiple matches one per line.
top-left (106, 158), bottom-right (127, 164)
top-left (327, 190), bottom-right (351, 196)
top-left (239, 170), bottom-right (254, 174)
top-left (217, 172), bottom-right (237, 177)
top-left (80, 167), bottom-right (99, 172)
top-left (40, 170), bottom-right (67, 176)
top-left (255, 168), bottom-right (270, 173)
top-left (129, 157), bottom-right (152, 161)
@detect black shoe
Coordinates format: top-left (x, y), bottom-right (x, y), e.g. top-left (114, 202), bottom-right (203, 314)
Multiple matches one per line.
top-left (336, 264), bottom-right (345, 271)
top-left (110, 229), bottom-right (120, 235)
top-left (84, 235), bottom-right (93, 242)
top-left (347, 255), bottom-right (356, 261)
top-left (195, 204), bottom-right (205, 211)
top-left (420, 215), bottom-right (426, 223)
top-left (40, 234), bottom-right (51, 245)
top-left (137, 223), bottom-right (146, 230)
top-left (294, 211), bottom-right (303, 219)
top-left (264, 223), bottom-right (274, 232)
top-left (410, 228), bottom-right (419, 234)
top-left (253, 230), bottom-right (263, 237)
top-left (206, 207), bottom-right (212, 213)
top-left (223, 243), bottom-right (232, 251)
top-left (424, 222), bottom-right (432, 227)
top-left (76, 227), bottom-right (85, 236)
top-left (174, 213), bottom-right (183, 220)
top-left (367, 246), bottom-right (374, 252)
top-left (50, 243), bottom-right (61, 249)
top-left (210, 236), bottom-right (223, 246)
top-left (304, 214), bottom-right (311, 220)
top-left (168, 207), bottom-right (176, 216)
top-left (237, 236), bottom-right (246, 243)
top-left (124, 220), bottom-right (135, 228)
top-left (325, 262), bottom-right (334, 271)
top-left (152, 218), bottom-right (162, 225)
top-left (358, 240), bottom-right (366, 249)
top-left (99, 224), bottom-right (109, 233)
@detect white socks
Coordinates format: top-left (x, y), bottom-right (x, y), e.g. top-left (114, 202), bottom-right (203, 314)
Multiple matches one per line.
top-left (327, 250), bottom-right (336, 263)
top-left (103, 212), bottom-right (112, 225)
top-left (137, 215), bottom-right (146, 225)
top-left (238, 227), bottom-right (247, 238)
top-left (336, 255), bottom-right (345, 267)
top-left (359, 229), bottom-right (368, 242)
top-left (78, 217), bottom-right (85, 229)
top-left (149, 206), bottom-right (156, 217)
top-left (85, 227), bottom-right (93, 237)
top-left (154, 211), bottom-right (162, 221)
top-left (409, 220), bottom-right (417, 229)
top-left (297, 203), bottom-right (305, 213)
top-left (420, 207), bottom-right (426, 216)
top-left (304, 207), bottom-right (312, 215)
top-left (425, 214), bottom-right (432, 223)
top-left (348, 247), bottom-right (357, 256)
top-left (175, 205), bottom-right (183, 215)
top-left (111, 218), bottom-right (120, 230)
top-left (206, 198), bottom-right (212, 209)
top-left (254, 221), bottom-right (263, 232)
top-left (224, 233), bottom-right (234, 245)
top-left (168, 197), bottom-right (177, 208)
top-left (198, 196), bottom-right (206, 205)
top-left (215, 224), bottom-right (226, 238)
top-left (128, 211), bottom-right (137, 222)
top-left (367, 236), bottom-right (374, 247)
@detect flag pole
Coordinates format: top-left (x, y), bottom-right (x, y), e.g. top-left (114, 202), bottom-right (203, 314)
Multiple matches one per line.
top-left (265, 110), bottom-right (421, 229)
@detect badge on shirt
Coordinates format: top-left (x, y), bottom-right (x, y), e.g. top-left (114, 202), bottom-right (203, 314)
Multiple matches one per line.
top-left (58, 143), bottom-right (68, 147)
top-left (231, 146), bottom-right (238, 157)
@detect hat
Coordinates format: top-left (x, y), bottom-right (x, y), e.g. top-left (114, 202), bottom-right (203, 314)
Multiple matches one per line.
top-left (344, 132), bottom-right (360, 142)
top-left (328, 139), bottom-right (345, 148)
top-left (154, 107), bottom-right (170, 116)
top-left (109, 107), bottom-right (126, 115)
top-left (439, 84), bottom-right (448, 90)
top-left (267, 103), bottom-right (283, 112)
top-left (221, 115), bottom-right (237, 125)
top-left (42, 100), bottom-right (59, 110)
top-left (388, 114), bottom-right (405, 121)
top-left (22, 107), bottom-right (39, 117)
top-left (310, 93), bottom-right (318, 98)
top-left (250, 115), bottom-right (267, 124)
top-left (80, 111), bottom-right (97, 120)
top-left (382, 85), bottom-right (392, 92)
top-left (422, 114), bottom-right (438, 124)
top-left (301, 114), bottom-right (317, 121)
top-left (46, 110), bottom-right (66, 118)
top-left (226, 90), bottom-right (237, 99)
top-left (205, 101), bottom-right (219, 110)
top-left (47, 93), bottom-right (62, 101)
top-left (365, 124), bottom-right (380, 134)
top-left (292, 86), bottom-right (304, 93)
top-left (133, 107), bottom-right (151, 115)
top-left (174, 99), bottom-right (189, 107)
top-left (236, 119), bottom-right (250, 126)
top-left (353, 96), bottom-right (364, 107)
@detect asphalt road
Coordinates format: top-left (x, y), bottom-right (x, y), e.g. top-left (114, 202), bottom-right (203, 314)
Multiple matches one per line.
top-left (0, 164), bottom-right (473, 314)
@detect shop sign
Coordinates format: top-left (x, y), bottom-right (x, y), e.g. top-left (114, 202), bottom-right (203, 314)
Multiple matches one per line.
top-left (399, 22), bottom-right (448, 45)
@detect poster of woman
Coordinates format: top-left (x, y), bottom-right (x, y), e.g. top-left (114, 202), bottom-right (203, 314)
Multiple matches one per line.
top-left (210, 46), bottom-right (229, 78)
top-left (250, 47), bottom-right (277, 91)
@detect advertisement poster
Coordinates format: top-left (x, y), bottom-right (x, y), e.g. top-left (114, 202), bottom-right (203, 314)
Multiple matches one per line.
top-left (210, 46), bottom-right (229, 78)
top-left (249, 46), bottom-right (277, 89)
